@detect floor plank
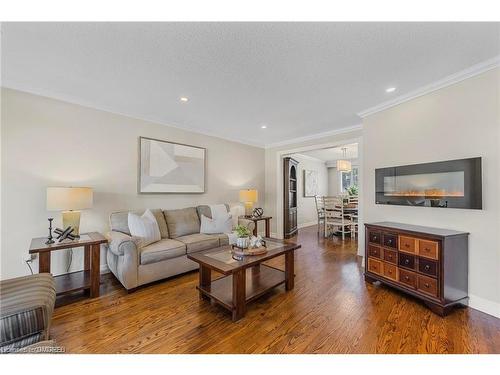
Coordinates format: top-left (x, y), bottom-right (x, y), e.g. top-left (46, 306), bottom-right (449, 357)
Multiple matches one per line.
top-left (50, 225), bottom-right (500, 353)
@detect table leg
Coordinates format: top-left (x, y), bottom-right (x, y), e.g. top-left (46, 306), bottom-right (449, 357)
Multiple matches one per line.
top-left (39, 252), bottom-right (51, 273)
top-left (84, 246), bottom-right (90, 270)
top-left (232, 268), bottom-right (246, 321)
top-left (265, 218), bottom-right (270, 237)
top-left (199, 265), bottom-right (211, 300)
top-left (285, 251), bottom-right (295, 291)
top-left (89, 244), bottom-right (100, 298)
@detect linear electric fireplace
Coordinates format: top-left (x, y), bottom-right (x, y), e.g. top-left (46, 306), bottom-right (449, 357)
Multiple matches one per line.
top-left (375, 157), bottom-right (482, 209)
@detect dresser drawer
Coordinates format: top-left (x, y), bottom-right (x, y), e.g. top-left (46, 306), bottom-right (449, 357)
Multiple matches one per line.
top-left (368, 230), bottom-right (381, 244)
top-left (367, 258), bottom-right (383, 275)
top-left (417, 275), bottom-right (438, 298)
top-left (399, 236), bottom-right (416, 254)
top-left (383, 249), bottom-right (397, 264)
top-left (368, 245), bottom-right (382, 259)
top-left (398, 269), bottom-right (417, 289)
top-left (418, 240), bottom-right (439, 260)
top-left (418, 258), bottom-right (438, 278)
top-left (383, 233), bottom-right (397, 249)
top-left (382, 262), bottom-right (398, 281)
top-left (399, 253), bottom-right (416, 270)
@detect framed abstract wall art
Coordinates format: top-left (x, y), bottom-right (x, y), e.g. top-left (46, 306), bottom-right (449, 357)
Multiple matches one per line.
top-left (138, 137), bottom-right (206, 193)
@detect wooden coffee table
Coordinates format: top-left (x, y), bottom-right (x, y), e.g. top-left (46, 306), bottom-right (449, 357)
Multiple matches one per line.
top-left (188, 238), bottom-right (301, 321)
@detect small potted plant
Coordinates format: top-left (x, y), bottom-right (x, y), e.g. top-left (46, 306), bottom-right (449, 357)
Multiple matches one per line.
top-left (235, 224), bottom-right (251, 249)
top-left (347, 185), bottom-right (358, 197)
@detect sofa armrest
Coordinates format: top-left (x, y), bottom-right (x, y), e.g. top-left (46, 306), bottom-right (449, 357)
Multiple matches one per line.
top-left (105, 231), bottom-right (139, 256)
top-left (237, 218), bottom-right (255, 233)
top-left (0, 274), bottom-right (55, 350)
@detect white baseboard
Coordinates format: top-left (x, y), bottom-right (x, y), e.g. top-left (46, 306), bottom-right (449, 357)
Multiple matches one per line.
top-left (469, 294), bottom-right (500, 319)
top-left (298, 221), bottom-right (318, 229)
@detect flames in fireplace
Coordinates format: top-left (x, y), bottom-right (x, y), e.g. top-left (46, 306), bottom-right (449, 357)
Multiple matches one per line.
top-left (385, 188), bottom-right (464, 198)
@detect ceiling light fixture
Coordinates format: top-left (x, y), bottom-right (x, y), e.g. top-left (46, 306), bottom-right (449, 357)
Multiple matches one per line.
top-left (180, 97), bottom-right (189, 102)
top-left (385, 87), bottom-right (396, 93)
top-left (336, 147), bottom-right (352, 172)
top-left (261, 125), bottom-right (267, 129)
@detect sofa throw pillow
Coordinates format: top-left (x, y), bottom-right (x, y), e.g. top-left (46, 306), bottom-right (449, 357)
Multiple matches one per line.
top-left (128, 209), bottom-right (161, 247)
top-left (200, 213), bottom-right (233, 234)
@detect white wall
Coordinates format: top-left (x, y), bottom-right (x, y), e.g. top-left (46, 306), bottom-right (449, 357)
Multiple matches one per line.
top-left (1, 88), bottom-right (265, 279)
top-left (289, 154), bottom-right (328, 227)
top-left (362, 68), bottom-right (500, 317)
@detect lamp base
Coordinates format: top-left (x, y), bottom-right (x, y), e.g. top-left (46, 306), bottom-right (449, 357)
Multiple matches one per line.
top-left (244, 202), bottom-right (254, 217)
top-left (62, 210), bottom-right (81, 237)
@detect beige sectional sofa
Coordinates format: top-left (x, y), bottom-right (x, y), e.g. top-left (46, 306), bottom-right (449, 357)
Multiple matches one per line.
top-left (105, 204), bottom-right (254, 291)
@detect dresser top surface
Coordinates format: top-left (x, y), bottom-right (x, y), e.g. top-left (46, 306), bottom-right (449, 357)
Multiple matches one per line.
top-left (366, 222), bottom-right (469, 237)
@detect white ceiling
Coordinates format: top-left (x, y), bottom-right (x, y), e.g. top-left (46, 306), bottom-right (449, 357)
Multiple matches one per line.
top-left (298, 143), bottom-right (358, 162)
top-left (2, 22), bottom-right (499, 147)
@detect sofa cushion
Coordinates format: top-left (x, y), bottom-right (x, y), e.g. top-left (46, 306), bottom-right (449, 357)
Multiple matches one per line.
top-left (175, 233), bottom-right (220, 254)
top-left (196, 204), bottom-right (230, 219)
top-left (140, 239), bottom-right (186, 265)
top-left (110, 209), bottom-right (169, 238)
top-left (164, 207), bottom-right (200, 238)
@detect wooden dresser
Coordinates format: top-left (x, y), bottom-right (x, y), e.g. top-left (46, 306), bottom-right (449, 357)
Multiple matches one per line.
top-left (364, 222), bottom-right (469, 316)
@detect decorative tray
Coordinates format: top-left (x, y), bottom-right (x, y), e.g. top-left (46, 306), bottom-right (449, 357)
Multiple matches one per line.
top-left (231, 240), bottom-right (268, 257)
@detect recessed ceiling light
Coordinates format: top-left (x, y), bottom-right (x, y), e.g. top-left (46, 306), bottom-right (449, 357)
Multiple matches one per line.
top-left (385, 87), bottom-right (396, 93)
top-left (180, 97), bottom-right (189, 102)
top-left (261, 125), bottom-right (267, 129)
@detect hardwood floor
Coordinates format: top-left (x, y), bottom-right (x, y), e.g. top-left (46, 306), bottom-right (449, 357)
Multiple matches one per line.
top-left (51, 225), bottom-right (500, 353)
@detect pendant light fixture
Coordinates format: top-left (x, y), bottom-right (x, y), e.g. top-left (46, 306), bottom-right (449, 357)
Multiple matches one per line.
top-left (336, 147), bottom-right (352, 172)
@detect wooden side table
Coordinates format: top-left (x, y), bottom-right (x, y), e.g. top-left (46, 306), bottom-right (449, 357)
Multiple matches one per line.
top-left (29, 232), bottom-right (107, 298)
top-left (240, 216), bottom-right (272, 237)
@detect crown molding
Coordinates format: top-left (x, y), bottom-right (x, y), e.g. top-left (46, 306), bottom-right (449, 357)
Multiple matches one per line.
top-left (358, 55), bottom-right (500, 118)
top-left (265, 124), bottom-right (363, 149)
top-left (293, 153), bottom-right (325, 163)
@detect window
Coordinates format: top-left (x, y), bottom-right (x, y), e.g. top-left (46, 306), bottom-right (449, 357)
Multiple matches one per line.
top-left (341, 167), bottom-right (358, 193)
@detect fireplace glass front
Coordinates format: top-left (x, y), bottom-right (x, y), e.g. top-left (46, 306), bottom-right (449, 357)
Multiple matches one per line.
top-left (375, 158), bottom-right (481, 209)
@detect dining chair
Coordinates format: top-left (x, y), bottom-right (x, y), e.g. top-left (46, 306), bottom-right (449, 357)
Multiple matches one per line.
top-left (324, 196), bottom-right (355, 240)
top-left (314, 195), bottom-right (325, 235)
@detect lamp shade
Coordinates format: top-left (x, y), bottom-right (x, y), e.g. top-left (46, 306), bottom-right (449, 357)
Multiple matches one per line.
top-left (239, 189), bottom-right (258, 203)
top-left (47, 187), bottom-right (93, 211)
top-left (336, 159), bottom-right (352, 172)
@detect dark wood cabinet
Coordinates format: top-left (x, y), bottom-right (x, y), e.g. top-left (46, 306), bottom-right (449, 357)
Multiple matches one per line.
top-left (365, 222), bottom-right (469, 316)
top-left (283, 157), bottom-right (299, 239)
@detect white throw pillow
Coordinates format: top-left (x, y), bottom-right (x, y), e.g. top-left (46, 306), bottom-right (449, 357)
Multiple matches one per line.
top-left (200, 213), bottom-right (233, 234)
top-left (128, 209), bottom-right (161, 247)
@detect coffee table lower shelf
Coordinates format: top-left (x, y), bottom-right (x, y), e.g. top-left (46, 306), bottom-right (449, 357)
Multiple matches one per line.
top-left (196, 264), bottom-right (285, 312)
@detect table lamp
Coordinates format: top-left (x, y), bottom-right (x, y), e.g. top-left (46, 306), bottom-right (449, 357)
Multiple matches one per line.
top-left (239, 189), bottom-right (258, 217)
top-left (47, 187), bottom-right (93, 238)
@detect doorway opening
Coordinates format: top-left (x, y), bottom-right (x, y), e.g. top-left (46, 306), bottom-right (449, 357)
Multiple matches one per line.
top-left (281, 142), bottom-right (360, 243)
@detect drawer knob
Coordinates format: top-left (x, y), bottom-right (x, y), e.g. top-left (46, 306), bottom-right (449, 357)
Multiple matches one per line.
top-left (405, 259), bottom-right (410, 264)
top-left (388, 270), bottom-right (392, 274)
top-left (373, 236), bottom-right (377, 240)
top-left (405, 244), bottom-right (409, 248)
top-left (424, 247), bottom-right (430, 251)
top-left (424, 265), bottom-right (431, 271)
top-left (425, 283), bottom-right (430, 288)
top-left (388, 255), bottom-right (392, 259)
top-left (388, 239), bottom-right (393, 244)
top-left (405, 276), bottom-right (409, 281)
